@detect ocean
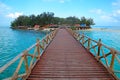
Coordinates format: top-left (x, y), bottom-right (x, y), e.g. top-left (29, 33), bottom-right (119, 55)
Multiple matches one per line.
top-left (77, 26), bottom-right (120, 79)
top-left (0, 27), bottom-right (48, 79)
top-left (78, 26), bottom-right (120, 51)
top-left (0, 26), bottom-right (120, 79)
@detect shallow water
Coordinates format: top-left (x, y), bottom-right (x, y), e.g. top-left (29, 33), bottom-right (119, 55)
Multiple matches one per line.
top-left (0, 27), bottom-right (48, 67)
top-left (77, 28), bottom-right (120, 79)
top-left (0, 27), bottom-right (49, 79)
top-left (0, 27), bottom-right (120, 79)
top-left (77, 28), bottom-right (120, 51)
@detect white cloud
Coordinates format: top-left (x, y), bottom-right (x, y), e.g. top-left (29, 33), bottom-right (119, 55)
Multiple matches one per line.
top-left (43, 0), bottom-right (54, 1)
top-left (6, 12), bottom-right (23, 18)
top-left (112, 0), bottom-right (120, 6)
top-left (112, 9), bottom-right (120, 17)
top-left (100, 10), bottom-right (120, 22)
top-left (101, 15), bottom-right (112, 21)
top-left (110, 0), bottom-right (120, 22)
top-left (116, 10), bottom-right (120, 14)
top-left (89, 9), bottom-right (104, 15)
top-left (100, 15), bottom-right (117, 22)
top-left (112, 2), bottom-right (117, 6)
top-left (90, 8), bottom-right (120, 23)
top-left (89, 0), bottom-right (120, 23)
top-left (112, 0), bottom-right (120, 7)
top-left (59, 0), bottom-right (65, 3)
top-left (0, 2), bottom-right (10, 10)
top-left (0, 2), bottom-right (10, 13)
top-left (43, 0), bottom-right (70, 3)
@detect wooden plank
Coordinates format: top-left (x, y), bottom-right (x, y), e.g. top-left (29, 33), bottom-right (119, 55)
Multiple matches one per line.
top-left (27, 28), bottom-right (115, 80)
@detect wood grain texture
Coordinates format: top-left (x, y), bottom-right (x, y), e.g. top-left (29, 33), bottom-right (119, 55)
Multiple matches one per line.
top-left (27, 28), bottom-right (115, 80)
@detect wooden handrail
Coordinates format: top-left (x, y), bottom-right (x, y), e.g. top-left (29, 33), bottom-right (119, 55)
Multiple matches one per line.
top-left (67, 28), bottom-right (120, 80)
top-left (0, 28), bottom-right (58, 80)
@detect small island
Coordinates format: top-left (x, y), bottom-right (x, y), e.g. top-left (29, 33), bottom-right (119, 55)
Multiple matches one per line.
top-left (11, 12), bottom-right (95, 30)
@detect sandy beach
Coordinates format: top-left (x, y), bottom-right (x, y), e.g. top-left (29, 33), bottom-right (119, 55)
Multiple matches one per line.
top-left (77, 28), bottom-right (120, 32)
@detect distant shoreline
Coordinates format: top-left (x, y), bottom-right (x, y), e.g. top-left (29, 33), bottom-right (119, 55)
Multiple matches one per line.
top-left (77, 27), bottom-right (120, 32)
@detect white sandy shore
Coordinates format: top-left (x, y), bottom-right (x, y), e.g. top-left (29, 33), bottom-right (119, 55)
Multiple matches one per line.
top-left (77, 28), bottom-right (120, 32)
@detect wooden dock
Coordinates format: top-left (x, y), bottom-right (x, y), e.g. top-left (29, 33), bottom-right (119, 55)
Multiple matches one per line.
top-left (27, 28), bottom-right (115, 80)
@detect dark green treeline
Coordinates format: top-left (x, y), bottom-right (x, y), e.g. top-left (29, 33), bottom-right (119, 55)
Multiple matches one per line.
top-left (11, 12), bottom-right (95, 28)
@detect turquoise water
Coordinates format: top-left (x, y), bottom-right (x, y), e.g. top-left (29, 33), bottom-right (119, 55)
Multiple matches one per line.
top-left (0, 27), bottom-right (48, 79)
top-left (0, 26), bottom-right (120, 79)
top-left (77, 27), bottom-right (120, 79)
top-left (77, 28), bottom-right (120, 50)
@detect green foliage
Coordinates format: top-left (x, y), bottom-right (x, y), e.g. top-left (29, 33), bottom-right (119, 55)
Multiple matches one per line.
top-left (11, 15), bottom-right (30, 28)
top-left (86, 18), bottom-right (95, 26)
top-left (39, 12), bottom-right (54, 26)
top-left (11, 12), bottom-right (95, 28)
top-left (29, 14), bottom-right (37, 27)
top-left (80, 16), bottom-right (95, 27)
top-left (80, 16), bottom-right (86, 24)
top-left (70, 26), bottom-right (76, 30)
top-left (65, 16), bottom-right (80, 26)
top-left (11, 12), bottom-right (54, 28)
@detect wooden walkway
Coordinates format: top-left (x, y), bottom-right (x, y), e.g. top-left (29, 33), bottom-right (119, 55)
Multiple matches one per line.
top-left (27, 28), bottom-right (115, 80)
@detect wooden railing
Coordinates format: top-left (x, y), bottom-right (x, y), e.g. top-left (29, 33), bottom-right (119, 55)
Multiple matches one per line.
top-left (0, 29), bottom-right (58, 80)
top-left (67, 28), bottom-right (120, 80)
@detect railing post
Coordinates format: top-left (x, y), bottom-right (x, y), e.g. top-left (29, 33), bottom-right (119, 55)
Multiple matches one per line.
top-left (48, 34), bottom-right (51, 41)
top-left (42, 40), bottom-right (45, 49)
top-left (82, 34), bottom-right (84, 45)
top-left (97, 39), bottom-right (101, 59)
top-left (74, 32), bottom-right (76, 38)
top-left (23, 50), bottom-right (29, 74)
top-left (87, 38), bottom-right (91, 50)
top-left (46, 36), bottom-right (49, 43)
top-left (36, 39), bottom-right (40, 58)
top-left (11, 57), bottom-right (24, 80)
top-left (76, 32), bottom-right (79, 39)
top-left (73, 32), bottom-right (76, 38)
top-left (77, 34), bottom-right (80, 41)
top-left (75, 32), bottom-right (77, 38)
top-left (48, 35), bottom-right (50, 41)
top-left (110, 48), bottom-right (116, 71)
top-left (44, 39), bottom-right (48, 44)
top-left (51, 32), bottom-right (53, 39)
top-left (72, 30), bottom-right (74, 36)
top-left (73, 31), bottom-right (75, 37)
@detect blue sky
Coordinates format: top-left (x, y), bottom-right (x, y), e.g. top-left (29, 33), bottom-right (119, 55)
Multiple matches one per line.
top-left (0, 0), bottom-right (120, 26)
